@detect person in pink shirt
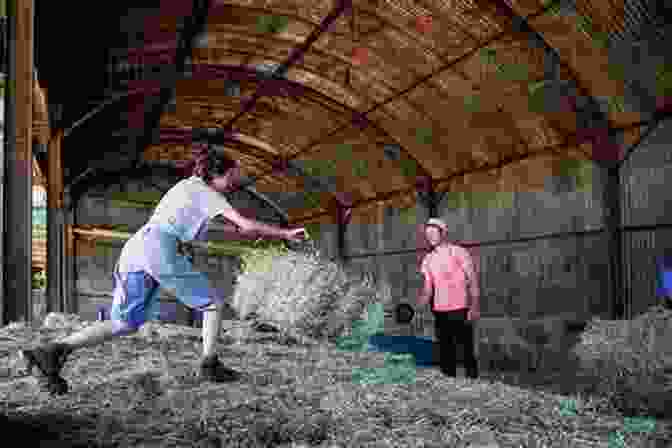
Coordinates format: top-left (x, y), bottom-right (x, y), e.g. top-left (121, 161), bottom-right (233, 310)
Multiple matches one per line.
top-left (418, 218), bottom-right (480, 378)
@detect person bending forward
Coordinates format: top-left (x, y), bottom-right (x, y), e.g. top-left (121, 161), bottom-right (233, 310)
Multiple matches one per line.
top-left (22, 144), bottom-right (308, 395)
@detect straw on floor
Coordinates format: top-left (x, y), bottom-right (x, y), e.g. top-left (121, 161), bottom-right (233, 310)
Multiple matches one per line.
top-left (0, 242), bottom-right (670, 447)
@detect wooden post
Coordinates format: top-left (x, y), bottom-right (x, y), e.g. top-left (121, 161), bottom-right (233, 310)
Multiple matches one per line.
top-left (335, 201), bottom-right (352, 265)
top-left (0, 27), bottom-right (4, 326)
top-left (65, 195), bottom-right (78, 315)
top-left (603, 163), bottom-right (625, 319)
top-left (2, 0), bottom-right (34, 325)
top-left (47, 128), bottom-right (65, 314)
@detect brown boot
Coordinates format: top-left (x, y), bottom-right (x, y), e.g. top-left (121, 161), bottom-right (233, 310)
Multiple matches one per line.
top-left (199, 355), bottom-right (241, 383)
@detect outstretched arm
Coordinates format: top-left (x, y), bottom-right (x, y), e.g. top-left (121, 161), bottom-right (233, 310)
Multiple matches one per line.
top-left (218, 207), bottom-right (289, 240)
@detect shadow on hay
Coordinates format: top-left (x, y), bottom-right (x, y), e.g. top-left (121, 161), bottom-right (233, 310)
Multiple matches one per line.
top-left (0, 411), bottom-right (116, 448)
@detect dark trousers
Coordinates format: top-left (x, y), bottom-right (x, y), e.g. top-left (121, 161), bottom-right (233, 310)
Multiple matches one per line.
top-left (433, 308), bottom-right (478, 378)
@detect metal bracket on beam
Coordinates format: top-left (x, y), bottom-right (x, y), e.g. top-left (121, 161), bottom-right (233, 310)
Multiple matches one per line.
top-left (415, 175), bottom-right (443, 218)
top-left (271, 157), bottom-right (290, 175)
top-left (337, 201), bottom-right (353, 228)
top-left (339, 0), bottom-right (353, 12)
top-left (619, 115), bottom-right (669, 169)
top-left (351, 111), bottom-right (370, 130)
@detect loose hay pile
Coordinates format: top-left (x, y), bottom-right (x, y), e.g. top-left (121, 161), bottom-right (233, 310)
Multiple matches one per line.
top-left (2, 243), bottom-right (672, 446)
top-left (1, 311), bottom-right (672, 447)
top-left (572, 304), bottom-right (672, 418)
top-left (231, 241), bottom-right (390, 343)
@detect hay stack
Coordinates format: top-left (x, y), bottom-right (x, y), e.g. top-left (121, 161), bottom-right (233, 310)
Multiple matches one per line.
top-left (572, 304), bottom-right (672, 416)
top-left (573, 305), bottom-right (672, 369)
top-left (231, 242), bottom-right (391, 343)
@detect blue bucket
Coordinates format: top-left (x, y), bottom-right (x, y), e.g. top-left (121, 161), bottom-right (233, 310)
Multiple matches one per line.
top-left (367, 335), bottom-right (437, 367)
top-left (657, 255), bottom-right (672, 298)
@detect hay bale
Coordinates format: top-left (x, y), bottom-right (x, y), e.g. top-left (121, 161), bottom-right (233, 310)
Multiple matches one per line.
top-left (231, 244), bottom-right (391, 343)
top-left (573, 305), bottom-right (672, 369)
top-left (572, 304), bottom-right (672, 416)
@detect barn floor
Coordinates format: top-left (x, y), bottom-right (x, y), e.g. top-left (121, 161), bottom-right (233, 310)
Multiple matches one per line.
top-left (1, 318), bottom-right (670, 448)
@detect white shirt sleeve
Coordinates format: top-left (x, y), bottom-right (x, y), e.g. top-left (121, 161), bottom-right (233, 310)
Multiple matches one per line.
top-left (200, 187), bottom-right (234, 220)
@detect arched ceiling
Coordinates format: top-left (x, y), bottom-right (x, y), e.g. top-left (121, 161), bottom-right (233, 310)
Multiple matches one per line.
top-left (52, 0), bottom-right (672, 226)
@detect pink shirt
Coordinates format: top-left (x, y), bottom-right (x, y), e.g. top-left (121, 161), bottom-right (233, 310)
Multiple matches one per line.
top-left (419, 243), bottom-right (480, 313)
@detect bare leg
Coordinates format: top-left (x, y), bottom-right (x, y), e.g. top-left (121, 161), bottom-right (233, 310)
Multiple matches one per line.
top-left (201, 304), bottom-right (222, 359)
top-left (21, 320), bottom-right (139, 395)
top-left (199, 302), bottom-right (240, 382)
top-left (58, 320), bottom-right (138, 351)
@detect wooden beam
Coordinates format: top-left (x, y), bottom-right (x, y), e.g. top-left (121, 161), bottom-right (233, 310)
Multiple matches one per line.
top-left (32, 156), bottom-right (46, 185)
top-left (47, 128), bottom-right (65, 314)
top-left (31, 79), bottom-right (49, 146)
top-left (64, 202), bottom-right (77, 315)
top-left (334, 201), bottom-right (352, 264)
top-left (48, 130), bottom-right (64, 208)
top-left (2, 0), bottom-right (34, 325)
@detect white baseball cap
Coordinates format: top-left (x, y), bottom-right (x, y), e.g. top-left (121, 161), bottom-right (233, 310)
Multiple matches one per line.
top-left (425, 217), bottom-right (448, 232)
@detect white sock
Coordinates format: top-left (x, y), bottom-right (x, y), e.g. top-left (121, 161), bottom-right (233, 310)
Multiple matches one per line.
top-left (58, 320), bottom-right (137, 350)
top-left (202, 304), bottom-right (223, 359)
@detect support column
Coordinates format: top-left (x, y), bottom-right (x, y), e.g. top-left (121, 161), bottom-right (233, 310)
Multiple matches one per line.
top-left (2, 0), bottom-right (34, 325)
top-left (47, 127), bottom-right (65, 314)
top-left (0, 19), bottom-right (4, 327)
top-left (603, 163), bottom-right (625, 319)
top-left (63, 191), bottom-right (78, 315)
top-left (335, 200), bottom-right (352, 265)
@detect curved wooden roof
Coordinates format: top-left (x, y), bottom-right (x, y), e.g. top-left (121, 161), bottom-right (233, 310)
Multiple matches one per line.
top-left (45, 0), bottom-right (671, 225)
